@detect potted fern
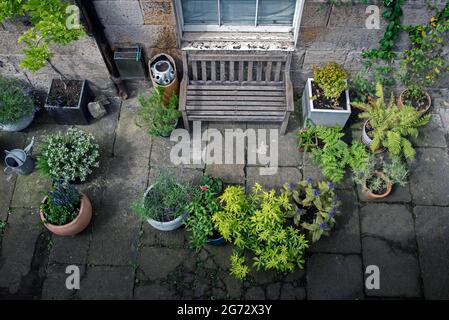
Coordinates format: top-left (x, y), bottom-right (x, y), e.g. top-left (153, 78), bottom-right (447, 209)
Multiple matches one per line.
top-left (138, 86), bottom-right (181, 137)
top-left (352, 82), bottom-right (431, 160)
top-left (302, 62), bottom-right (351, 127)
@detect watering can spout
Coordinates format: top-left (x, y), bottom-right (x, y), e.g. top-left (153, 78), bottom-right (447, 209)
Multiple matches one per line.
top-left (23, 136), bottom-right (35, 155)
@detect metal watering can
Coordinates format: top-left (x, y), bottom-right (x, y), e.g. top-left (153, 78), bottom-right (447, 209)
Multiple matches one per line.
top-left (4, 136), bottom-right (35, 176)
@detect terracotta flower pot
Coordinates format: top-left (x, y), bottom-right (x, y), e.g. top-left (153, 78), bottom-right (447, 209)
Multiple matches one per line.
top-left (40, 193), bottom-right (92, 236)
top-left (362, 171), bottom-right (392, 200)
top-left (398, 89), bottom-right (431, 113)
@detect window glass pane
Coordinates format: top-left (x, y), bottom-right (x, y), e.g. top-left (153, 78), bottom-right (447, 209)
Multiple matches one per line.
top-left (182, 0), bottom-right (218, 25)
top-left (258, 0), bottom-right (296, 25)
top-left (221, 0), bottom-right (257, 25)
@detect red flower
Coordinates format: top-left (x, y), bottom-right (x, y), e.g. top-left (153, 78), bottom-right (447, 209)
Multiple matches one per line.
top-left (200, 185), bottom-right (209, 192)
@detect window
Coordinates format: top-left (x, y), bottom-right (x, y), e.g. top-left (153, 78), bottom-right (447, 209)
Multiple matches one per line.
top-left (175, 0), bottom-right (303, 33)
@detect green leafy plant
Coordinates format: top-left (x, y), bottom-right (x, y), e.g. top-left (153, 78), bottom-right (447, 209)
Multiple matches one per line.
top-left (353, 154), bottom-right (408, 194)
top-left (40, 181), bottom-right (81, 226)
top-left (349, 71), bottom-right (376, 104)
top-left (308, 126), bottom-right (370, 184)
top-left (352, 82), bottom-right (431, 159)
top-left (0, 76), bottom-right (34, 124)
top-left (212, 184), bottom-right (308, 280)
top-left (399, 2), bottom-right (449, 106)
top-left (36, 128), bottom-right (100, 182)
top-left (312, 62), bottom-right (348, 109)
top-left (0, 0), bottom-right (85, 73)
top-left (185, 175), bottom-right (223, 251)
top-left (132, 170), bottom-right (200, 222)
top-left (297, 120), bottom-right (319, 152)
top-left (282, 179), bottom-right (341, 243)
top-left (138, 86), bottom-right (181, 137)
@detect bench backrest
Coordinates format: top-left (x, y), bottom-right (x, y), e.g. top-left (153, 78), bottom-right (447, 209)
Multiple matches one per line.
top-left (182, 52), bottom-right (291, 86)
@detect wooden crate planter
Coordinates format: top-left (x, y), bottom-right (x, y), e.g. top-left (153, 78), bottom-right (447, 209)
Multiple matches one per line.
top-left (179, 52), bottom-right (294, 135)
top-left (302, 78), bottom-right (351, 128)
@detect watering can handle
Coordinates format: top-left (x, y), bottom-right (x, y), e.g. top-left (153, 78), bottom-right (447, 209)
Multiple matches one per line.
top-left (4, 166), bottom-right (14, 175)
top-left (24, 136), bottom-right (35, 155)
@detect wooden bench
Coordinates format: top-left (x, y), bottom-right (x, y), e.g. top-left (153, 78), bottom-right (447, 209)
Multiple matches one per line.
top-left (179, 52), bottom-right (294, 135)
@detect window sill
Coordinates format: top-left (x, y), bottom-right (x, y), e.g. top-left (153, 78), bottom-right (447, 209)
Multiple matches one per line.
top-left (181, 32), bottom-right (295, 51)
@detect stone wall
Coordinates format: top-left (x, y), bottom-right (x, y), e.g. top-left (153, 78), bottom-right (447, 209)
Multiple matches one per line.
top-left (0, 18), bottom-right (113, 98)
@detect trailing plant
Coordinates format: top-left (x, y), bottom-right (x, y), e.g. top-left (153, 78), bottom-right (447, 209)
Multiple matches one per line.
top-left (0, 76), bottom-right (34, 124)
top-left (37, 128), bottom-right (100, 182)
top-left (309, 126), bottom-right (370, 183)
top-left (312, 62), bottom-right (348, 109)
top-left (352, 82), bottom-right (431, 159)
top-left (399, 2), bottom-right (449, 103)
top-left (132, 170), bottom-right (200, 222)
top-left (282, 178), bottom-right (341, 243)
top-left (185, 175), bottom-right (223, 251)
top-left (0, 0), bottom-right (85, 73)
top-left (212, 184), bottom-right (308, 280)
top-left (40, 181), bottom-right (81, 226)
top-left (138, 86), bottom-right (181, 137)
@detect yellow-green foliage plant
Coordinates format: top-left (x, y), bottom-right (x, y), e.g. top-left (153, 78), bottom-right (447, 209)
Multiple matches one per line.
top-left (312, 61), bottom-right (348, 109)
top-left (352, 82), bottom-right (431, 160)
top-left (212, 184), bottom-right (308, 281)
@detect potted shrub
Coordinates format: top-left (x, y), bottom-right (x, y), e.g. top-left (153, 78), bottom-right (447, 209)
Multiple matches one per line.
top-left (352, 82), bottom-right (431, 160)
top-left (40, 181), bottom-right (92, 236)
top-left (282, 178), bottom-right (341, 243)
top-left (212, 184), bottom-right (308, 280)
top-left (132, 171), bottom-right (199, 232)
top-left (353, 155), bottom-right (409, 199)
top-left (302, 62), bottom-right (351, 127)
top-left (0, 76), bottom-right (35, 132)
top-left (138, 86), bottom-right (181, 137)
top-left (36, 128), bottom-right (100, 183)
top-left (398, 4), bottom-right (449, 112)
top-left (185, 175), bottom-right (225, 250)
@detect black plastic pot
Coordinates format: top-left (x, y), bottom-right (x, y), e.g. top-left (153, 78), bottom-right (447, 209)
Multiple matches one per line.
top-left (45, 79), bottom-right (92, 125)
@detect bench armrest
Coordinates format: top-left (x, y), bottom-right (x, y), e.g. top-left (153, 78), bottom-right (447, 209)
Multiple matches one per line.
top-left (285, 72), bottom-right (294, 112)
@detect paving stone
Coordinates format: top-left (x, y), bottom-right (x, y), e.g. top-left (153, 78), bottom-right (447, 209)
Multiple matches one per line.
top-left (245, 286), bottom-right (265, 300)
top-left (49, 224), bottom-right (92, 265)
top-left (137, 247), bottom-right (189, 281)
top-left (409, 148), bottom-right (449, 206)
top-left (149, 167), bottom-right (203, 185)
top-left (141, 221), bottom-right (188, 248)
top-left (411, 114), bottom-right (447, 148)
top-left (77, 266), bottom-right (134, 300)
top-left (329, 4), bottom-right (388, 28)
top-left (301, 3), bottom-right (331, 28)
top-left (246, 167), bottom-right (302, 193)
top-left (0, 208), bottom-right (43, 294)
top-left (41, 264), bottom-right (85, 300)
top-left (94, 0), bottom-right (144, 26)
top-left (88, 206), bottom-right (141, 266)
top-left (307, 254), bottom-right (364, 300)
top-left (280, 283), bottom-right (306, 300)
top-left (357, 183), bottom-right (412, 203)
top-left (266, 282), bottom-right (281, 300)
top-left (205, 164), bottom-right (245, 185)
top-left (310, 190), bottom-right (361, 254)
top-left (207, 244), bottom-right (234, 271)
top-left (302, 50), bottom-right (348, 72)
top-left (414, 206), bottom-right (449, 299)
top-left (134, 282), bottom-right (177, 300)
top-left (222, 273), bottom-right (243, 299)
top-left (10, 172), bottom-right (51, 208)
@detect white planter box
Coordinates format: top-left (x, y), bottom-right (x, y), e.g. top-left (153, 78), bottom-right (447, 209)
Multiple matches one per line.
top-left (302, 78), bottom-right (351, 127)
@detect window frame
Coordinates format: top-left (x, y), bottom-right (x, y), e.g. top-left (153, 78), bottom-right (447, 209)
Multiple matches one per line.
top-left (174, 0), bottom-right (304, 34)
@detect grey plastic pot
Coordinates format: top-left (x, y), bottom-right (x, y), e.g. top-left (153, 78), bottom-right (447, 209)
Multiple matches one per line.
top-left (361, 120), bottom-right (372, 147)
top-left (0, 110), bottom-right (35, 132)
top-left (302, 78), bottom-right (351, 127)
top-left (143, 183), bottom-right (189, 232)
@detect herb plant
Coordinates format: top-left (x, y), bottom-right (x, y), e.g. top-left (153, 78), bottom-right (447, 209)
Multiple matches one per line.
top-left (185, 176), bottom-right (223, 251)
top-left (37, 128), bottom-right (100, 182)
top-left (212, 184), bottom-right (308, 280)
top-left (282, 178), bottom-right (341, 243)
top-left (132, 171), bottom-right (200, 222)
top-left (297, 120), bottom-right (318, 152)
top-left (352, 82), bottom-right (431, 159)
top-left (0, 76), bottom-right (34, 124)
top-left (40, 182), bottom-right (81, 226)
top-left (138, 86), bottom-right (181, 137)
top-left (312, 62), bottom-right (348, 109)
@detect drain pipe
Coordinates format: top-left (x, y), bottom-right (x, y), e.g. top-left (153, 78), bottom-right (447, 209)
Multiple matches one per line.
top-left (76, 0), bottom-right (129, 100)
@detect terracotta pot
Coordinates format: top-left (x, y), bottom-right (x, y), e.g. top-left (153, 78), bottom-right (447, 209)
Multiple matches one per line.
top-left (362, 171), bottom-right (392, 200)
top-left (40, 193), bottom-right (92, 236)
top-left (398, 89), bottom-right (431, 113)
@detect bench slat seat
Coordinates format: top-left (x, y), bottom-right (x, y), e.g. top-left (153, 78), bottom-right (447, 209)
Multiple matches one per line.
top-left (180, 52), bottom-right (294, 135)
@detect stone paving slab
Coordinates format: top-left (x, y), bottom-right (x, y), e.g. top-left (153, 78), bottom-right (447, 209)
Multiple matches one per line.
top-left (411, 113), bottom-right (447, 148)
top-left (10, 172), bottom-right (51, 209)
top-left (41, 264), bottom-right (86, 300)
top-left (48, 224), bottom-right (92, 266)
top-left (414, 206), bottom-right (449, 299)
top-left (137, 247), bottom-right (190, 281)
top-left (205, 164), bottom-right (246, 185)
top-left (410, 148), bottom-right (449, 206)
top-left (246, 167), bottom-right (302, 193)
top-left (307, 254), bottom-right (364, 300)
top-left (357, 183), bottom-right (412, 203)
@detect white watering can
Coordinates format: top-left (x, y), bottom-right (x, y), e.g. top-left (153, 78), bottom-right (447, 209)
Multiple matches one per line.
top-left (4, 136), bottom-right (35, 176)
